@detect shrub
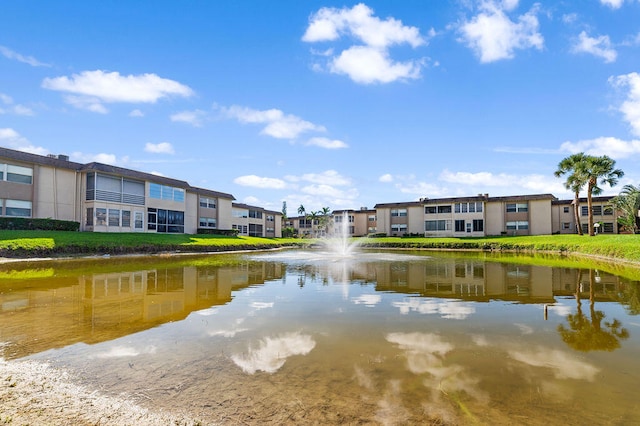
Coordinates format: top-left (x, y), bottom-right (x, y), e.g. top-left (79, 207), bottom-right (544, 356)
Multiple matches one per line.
top-left (0, 217), bottom-right (79, 231)
top-left (196, 228), bottom-right (239, 236)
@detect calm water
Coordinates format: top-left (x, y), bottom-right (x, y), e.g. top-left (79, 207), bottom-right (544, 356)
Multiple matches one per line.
top-left (1, 250), bottom-right (639, 425)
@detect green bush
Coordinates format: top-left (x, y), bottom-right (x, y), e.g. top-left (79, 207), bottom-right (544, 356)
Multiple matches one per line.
top-left (0, 217), bottom-right (79, 231)
top-left (196, 228), bottom-right (239, 236)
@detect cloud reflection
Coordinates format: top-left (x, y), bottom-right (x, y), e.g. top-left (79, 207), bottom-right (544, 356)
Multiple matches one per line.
top-left (392, 298), bottom-right (475, 319)
top-left (508, 348), bottom-right (600, 381)
top-left (232, 332), bottom-right (316, 374)
top-left (92, 345), bottom-right (156, 359)
top-left (352, 294), bottom-right (382, 307)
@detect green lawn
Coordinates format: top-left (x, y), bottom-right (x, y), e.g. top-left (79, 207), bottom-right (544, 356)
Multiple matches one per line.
top-left (1, 231), bottom-right (640, 265)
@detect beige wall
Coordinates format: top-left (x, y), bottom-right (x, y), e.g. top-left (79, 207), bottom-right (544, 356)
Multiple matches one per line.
top-left (407, 205), bottom-right (424, 235)
top-left (33, 166), bottom-right (80, 221)
top-left (217, 198), bottom-right (233, 230)
top-left (529, 199), bottom-right (552, 235)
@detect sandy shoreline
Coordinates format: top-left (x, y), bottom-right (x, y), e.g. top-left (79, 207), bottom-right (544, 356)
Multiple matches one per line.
top-left (0, 357), bottom-right (204, 425)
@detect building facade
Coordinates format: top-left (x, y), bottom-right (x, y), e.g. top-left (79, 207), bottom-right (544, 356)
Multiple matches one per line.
top-left (0, 146), bottom-right (281, 237)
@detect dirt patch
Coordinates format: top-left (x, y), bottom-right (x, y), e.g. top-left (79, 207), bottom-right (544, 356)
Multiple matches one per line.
top-left (0, 358), bottom-right (203, 425)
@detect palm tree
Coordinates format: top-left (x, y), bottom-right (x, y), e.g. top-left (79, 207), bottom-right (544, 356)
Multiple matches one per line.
top-left (308, 211), bottom-right (320, 236)
top-left (555, 153), bottom-right (588, 235)
top-left (612, 184), bottom-right (640, 233)
top-left (297, 204), bottom-right (305, 217)
top-left (318, 206), bottom-right (331, 235)
top-left (583, 155), bottom-right (624, 236)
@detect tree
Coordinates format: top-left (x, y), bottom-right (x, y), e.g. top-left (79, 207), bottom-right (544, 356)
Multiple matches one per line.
top-left (308, 211), bottom-right (320, 236)
top-left (583, 155), bottom-right (624, 236)
top-left (318, 206), bottom-right (331, 235)
top-left (281, 201), bottom-right (287, 221)
top-left (297, 204), bottom-right (306, 217)
top-left (612, 184), bottom-right (640, 233)
top-left (555, 153), bottom-right (588, 235)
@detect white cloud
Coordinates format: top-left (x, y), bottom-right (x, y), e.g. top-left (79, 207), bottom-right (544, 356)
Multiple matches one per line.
top-left (303, 4), bottom-right (427, 84)
top-left (144, 142), bottom-right (175, 154)
top-left (600, 0), bottom-right (624, 9)
top-left (560, 136), bottom-right (640, 159)
top-left (379, 173), bottom-right (394, 183)
top-left (170, 109), bottom-right (207, 127)
top-left (0, 128), bottom-right (47, 155)
top-left (64, 95), bottom-right (108, 114)
top-left (234, 175), bottom-right (288, 189)
top-left (299, 169), bottom-right (351, 186)
top-left (329, 45), bottom-right (423, 84)
top-left (458, 1), bottom-right (543, 63)
top-left (609, 72), bottom-right (640, 136)
top-left (219, 105), bottom-right (325, 139)
top-left (392, 298), bottom-right (475, 319)
top-left (300, 184), bottom-right (359, 201)
top-left (0, 93), bottom-right (34, 116)
top-left (129, 109), bottom-right (144, 117)
top-left (71, 151), bottom-right (120, 165)
top-left (231, 332), bottom-right (316, 374)
top-left (302, 3), bottom-right (425, 48)
top-left (303, 136), bottom-right (348, 149)
top-left (440, 169), bottom-right (566, 194)
top-left (0, 45), bottom-right (50, 67)
top-left (42, 70), bottom-right (194, 113)
top-left (571, 31), bottom-right (617, 63)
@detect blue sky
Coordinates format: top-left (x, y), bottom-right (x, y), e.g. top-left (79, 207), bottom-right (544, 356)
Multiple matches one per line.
top-left (1, 1), bottom-right (639, 213)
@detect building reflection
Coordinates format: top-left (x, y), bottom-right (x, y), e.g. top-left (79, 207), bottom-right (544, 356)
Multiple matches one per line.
top-left (0, 262), bottom-right (284, 359)
top-left (295, 258), bottom-right (627, 304)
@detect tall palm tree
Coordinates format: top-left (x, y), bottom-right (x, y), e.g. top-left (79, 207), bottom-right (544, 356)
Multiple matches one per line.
top-left (297, 204), bottom-right (306, 217)
top-left (583, 155), bottom-right (624, 236)
top-left (555, 153), bottom-right (588, 235)
top-left (612, 184), bottom-right (640, 233)
top-left (318, 206), bottom-right (331, 235)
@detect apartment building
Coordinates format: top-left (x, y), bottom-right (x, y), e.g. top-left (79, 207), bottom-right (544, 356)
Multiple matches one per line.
top-left (332, 208), bottom-right (377, 237)
top-left (552, 197), bottom-right (618, 234)
top-left (231, 203), bottom-right (282, 237)
top-left (0, 146), bottom-right (281, 237)
top-left (376, 193), bottom-right (620, 237)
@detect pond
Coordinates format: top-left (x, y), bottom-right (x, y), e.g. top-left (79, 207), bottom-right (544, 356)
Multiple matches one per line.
top-left (1, 249), bottom-right (639, 425)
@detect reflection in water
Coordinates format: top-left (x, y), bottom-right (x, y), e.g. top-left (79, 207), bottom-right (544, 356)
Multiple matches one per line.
top-left (558, 269), bottom-right (630, 351)
top-left (1, 252), bottom-right (639, 424)
top-left (231, 332), bottom-right (316, 374)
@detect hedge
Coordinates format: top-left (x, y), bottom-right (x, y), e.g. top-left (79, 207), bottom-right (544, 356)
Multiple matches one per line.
top-left (0, 217), bottom-right (80, 231)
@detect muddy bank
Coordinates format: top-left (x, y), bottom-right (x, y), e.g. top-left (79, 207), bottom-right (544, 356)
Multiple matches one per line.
top-left (0, 357), bottom-right (202, 425)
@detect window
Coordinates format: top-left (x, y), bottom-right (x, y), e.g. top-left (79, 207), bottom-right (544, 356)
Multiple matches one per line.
top-left (425, 220), bottom-right (450, 231)
top-left (455, 220), bottom-right (465, 232)
top-left (86, 173), bottom-right (145, 205)
top-left (391, 208), bottom-right (407, 217)
top-left (468, 203), bottom-right (475, 213)
top-left (5, 200), bottom-right (32, 217)
top-left (199, 197), bottom-right (217, 209)
top-left (249, 223), bottom-right (263, 236)
top-left (122, 210), bottom-right (131, 227)
top-left (455, 202), bottom-right (483, 213)
top-left (86, 208), bottom-right (94, 226)
top-left (425, 206), bottom-right (437, 214)
top-left (232, 224), bottom-right (248, 235)
top-left (348, 215), bottom-right (355, 223)
top-left (506, 221), bottom-right (529, 230)
top-left (473, 219), bottom-right (484, 232)
top-left (603, 222), bottom-right (614, 233)
top-left (149, 183), bottom-right (185, 202)
top-left (604, 206), bottom-right (614, 216)
top-left (592, 206), bottom-right (602, 216)
top-left (563, 206), bottom-right (570, 213)
top-left (507, 203), bottom-right (528, 213)
top-left (96, 208), bottom-right (107, 226)
top-left (233, 209), bottom-right (248, 218)
top-left (4, 164), bottom-right (33, 184)
top-left (466, 222), bottom-right (472, 233)
top-left (199, 217), bottom-right (216, 228)
top-left (249, 210), bottom-right (263, 219)
top-left (581, 206), bottom-right (589, 216)
top-left (562, 222), bottom-right (571, 230)
top-left (391, 224), bottom-right (407, 233)
top-left (368, 215), bottom-right (376, 222)
top-left (334, 215), bottom-right (343, 222)
top-left (438, 205), bottom-right (452, 214)
top-left (134, 212), bottom-right (144, 230)
top-left (266, 215), bottom-right (275, 222)
top-left (108, 209), bottom-right (120, 227)
top-left (150, 209), bottom-right (184, 233)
